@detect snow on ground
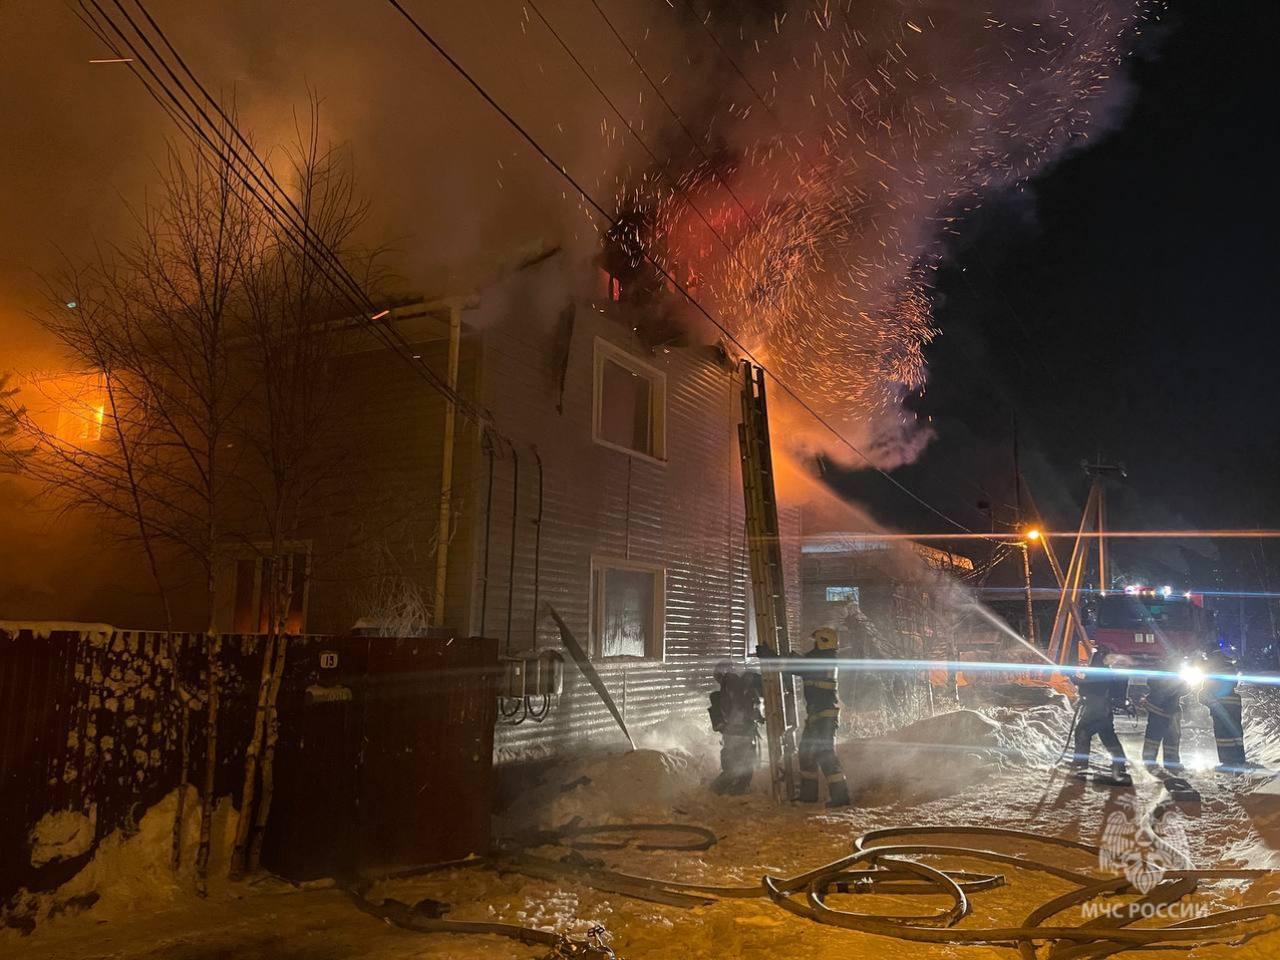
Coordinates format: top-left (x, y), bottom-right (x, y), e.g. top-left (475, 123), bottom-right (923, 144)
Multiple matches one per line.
top-left (3, 787), bottom-right (246, 943)
top-left (28, 810), bottom-right (97, 868)
top-left (11, 693), bottom-right (1280, 959)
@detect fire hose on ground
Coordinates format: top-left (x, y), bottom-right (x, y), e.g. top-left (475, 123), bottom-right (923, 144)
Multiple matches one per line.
top-left (345, 822), bottom-right (1280, 959)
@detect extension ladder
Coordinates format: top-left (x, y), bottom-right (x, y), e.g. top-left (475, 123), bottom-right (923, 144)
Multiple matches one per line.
top-left (737, 361), bottom-right (801, 802)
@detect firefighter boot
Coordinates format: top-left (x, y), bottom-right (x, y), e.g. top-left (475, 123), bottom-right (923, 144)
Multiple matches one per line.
top-left (826, 773), bottom-right (851, 808)
top-left (798, 773), bottom-right (820, 803)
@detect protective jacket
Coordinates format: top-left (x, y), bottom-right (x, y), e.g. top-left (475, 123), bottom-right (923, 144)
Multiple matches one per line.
top-left (1145, 674), bottom-right (1186, 718)
top-left (709, 672), bottom-right (764, 736)
top-left (1075, 671), bottom-right (1128, 721)
top-left (1202, 670), bottom-right (1245, 766)
top-left (798, 647), bottom-right (839, 720)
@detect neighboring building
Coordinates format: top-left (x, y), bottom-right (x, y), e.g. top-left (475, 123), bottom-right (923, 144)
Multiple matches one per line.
top-left (800, 531), bottom-right (976, 723)
top-left (977, 587), bottom-right (1060, 657)
top-left (801, 532), bottom-right (974, 659)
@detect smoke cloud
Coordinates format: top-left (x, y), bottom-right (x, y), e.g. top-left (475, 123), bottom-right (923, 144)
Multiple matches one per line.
top-left (1, 1), bottom-right (1153, 450)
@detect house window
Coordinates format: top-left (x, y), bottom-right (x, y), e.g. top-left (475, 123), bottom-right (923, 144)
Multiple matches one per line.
top-left (54, 375), bottom-right (105, 444)
top-left (591, 559), bottom-right (664, 659)
top-left (826, 586), bottom-right (859, 603)
top-left (227, 547), bottom-right (311, 634)
top-left (592, 339), bottom-right (666, 461)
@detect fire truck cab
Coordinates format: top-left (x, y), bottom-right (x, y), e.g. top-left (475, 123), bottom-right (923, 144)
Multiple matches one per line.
top-left (1087, 586), bottom-right (1213, 664)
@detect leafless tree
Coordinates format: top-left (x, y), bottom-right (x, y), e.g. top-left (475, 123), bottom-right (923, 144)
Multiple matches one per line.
top-left (228, 101), bottom-right (385, 876)
top-left (1, 123), bottom-right (258, 893)
top-left (3, 99), bottom-right (404, 888)
top-left (0, 374), bottom-right (29, 473)
top-left (1, 287), bottom-right (198, 868)
top-left (121, 132), bottom-right (259, 895)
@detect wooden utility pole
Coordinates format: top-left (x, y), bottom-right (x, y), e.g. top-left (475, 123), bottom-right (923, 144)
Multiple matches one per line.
top-left (433, 302), bottom-right (463, 625)
top-left (1013, 416), bottom-right (1037, 646)
top-left (1082, 459), bottom-right (1126, 595)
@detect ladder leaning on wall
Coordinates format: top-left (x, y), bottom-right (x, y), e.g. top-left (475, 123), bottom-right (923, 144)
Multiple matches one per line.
top-left (737, 361), bottom-right (800, 803)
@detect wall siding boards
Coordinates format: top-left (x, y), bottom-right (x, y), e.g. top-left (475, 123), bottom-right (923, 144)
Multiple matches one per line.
top-left (461, 288), bottom-right (793, 763)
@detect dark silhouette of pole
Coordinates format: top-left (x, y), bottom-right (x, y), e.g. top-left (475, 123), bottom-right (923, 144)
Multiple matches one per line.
top-left (1014, 415), bottom-right (1037, 645)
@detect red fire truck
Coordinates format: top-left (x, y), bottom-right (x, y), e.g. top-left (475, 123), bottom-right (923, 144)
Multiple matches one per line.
top-left (1087, 587), bottom-right (1215, 664)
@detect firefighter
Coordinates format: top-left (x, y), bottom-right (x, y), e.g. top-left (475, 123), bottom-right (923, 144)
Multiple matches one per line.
top-left (708, 661), bottom-right (763, 794)
top-left (796, 628), bottom-right (850, 806)
top-left (1201, 651), bottom-right (1247, 771)
top-left (1069, 648), bottom-right (1132, 783)
top-left (1142, 655), bottom-right (1188, 772)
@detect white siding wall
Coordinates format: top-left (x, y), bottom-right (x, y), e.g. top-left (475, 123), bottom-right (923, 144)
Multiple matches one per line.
top-left (465, 272), bottom-right (798, 762)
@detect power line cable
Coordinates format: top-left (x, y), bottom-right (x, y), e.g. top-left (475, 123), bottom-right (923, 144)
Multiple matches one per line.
top-left (82, 0), bottom-right (971, 535)
top-left (380, 0), bottom-right (972, 533)
top-left (78, 0), bottom-right (497, 436)
top-left (523, 0), bottom-right (745, 270)
top-left (581, 0), bottom-right (762, 232)
top-left (680, 0), bottom-right (783, 127)
top-left (79, 0), bottom-right (415, 364)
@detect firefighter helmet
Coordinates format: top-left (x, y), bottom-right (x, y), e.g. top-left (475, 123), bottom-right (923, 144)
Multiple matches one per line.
top-left (811, 628), bottom-right (839, 651)
top-left (712, 660), bottom-right (736, 683)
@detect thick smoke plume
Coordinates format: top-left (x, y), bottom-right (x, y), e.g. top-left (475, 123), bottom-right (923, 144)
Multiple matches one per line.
top-left (605, 0), bottom-right (1155, 466)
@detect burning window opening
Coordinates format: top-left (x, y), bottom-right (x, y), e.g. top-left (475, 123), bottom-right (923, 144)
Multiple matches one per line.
top-left (598, 208), bottom-right (666, 307)
top-left (53, 373), bottom-right (106, 445)
top-left (224, 546), bottom-right (312, 635)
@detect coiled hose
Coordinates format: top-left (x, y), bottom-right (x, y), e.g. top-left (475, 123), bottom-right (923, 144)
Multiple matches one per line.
top-left (348, 822), bottom-right (1280, 959)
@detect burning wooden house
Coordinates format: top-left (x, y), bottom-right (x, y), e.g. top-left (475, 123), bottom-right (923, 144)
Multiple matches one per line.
top-left (184, 248), bottom-right (799, 762)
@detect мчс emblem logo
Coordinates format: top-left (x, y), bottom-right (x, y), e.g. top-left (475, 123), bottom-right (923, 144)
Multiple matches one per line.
top-left (1098, 795), bottom-right (1192, 894)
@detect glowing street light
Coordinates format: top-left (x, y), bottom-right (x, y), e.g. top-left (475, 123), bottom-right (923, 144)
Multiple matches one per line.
top-left (1024, 528), bottom-right (1042, 542)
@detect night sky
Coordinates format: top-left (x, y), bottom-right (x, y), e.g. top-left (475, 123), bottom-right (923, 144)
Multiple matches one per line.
top-left (836, 1), bottom-right (1278, 562)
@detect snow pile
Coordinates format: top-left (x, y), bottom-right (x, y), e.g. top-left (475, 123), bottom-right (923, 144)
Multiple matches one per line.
top-left (49, 789), bottom-right (210, 916)
top-left (881, 709), bottom-right (1001, 749)
top-left (836, 710), bottom-right (1002, 807)
top-left (871, 704), bottom-right (1075, 766)
top-left (827, 705), bottom-right (1072, 808)
top-left (631, 713), bottom-right (720, 764)
top-left (989, 703), bottom-right (1076, 767)
top-left (0, 621), bottom-right (116, 640)
top-left (1244, 685), bottom-right (1280, 771)
top-left (28, 809), bottom-right (96, 868)
top-left (500, 708), bottom-right (1058, 829)
top-left (4, 787), bottom-right (238, 939)
top-left (502, 748), bottom-right (709, 830)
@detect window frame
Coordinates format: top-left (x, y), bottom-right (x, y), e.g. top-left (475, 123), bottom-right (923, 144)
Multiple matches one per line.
top-left (825, 585), bottom-right (860, 604)
top-left (218, 540), bottom-right (313, 635)
top-left (589, 555), bottom-right (666, 662)
top-left (591, 338), bottom-right (667, 464)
